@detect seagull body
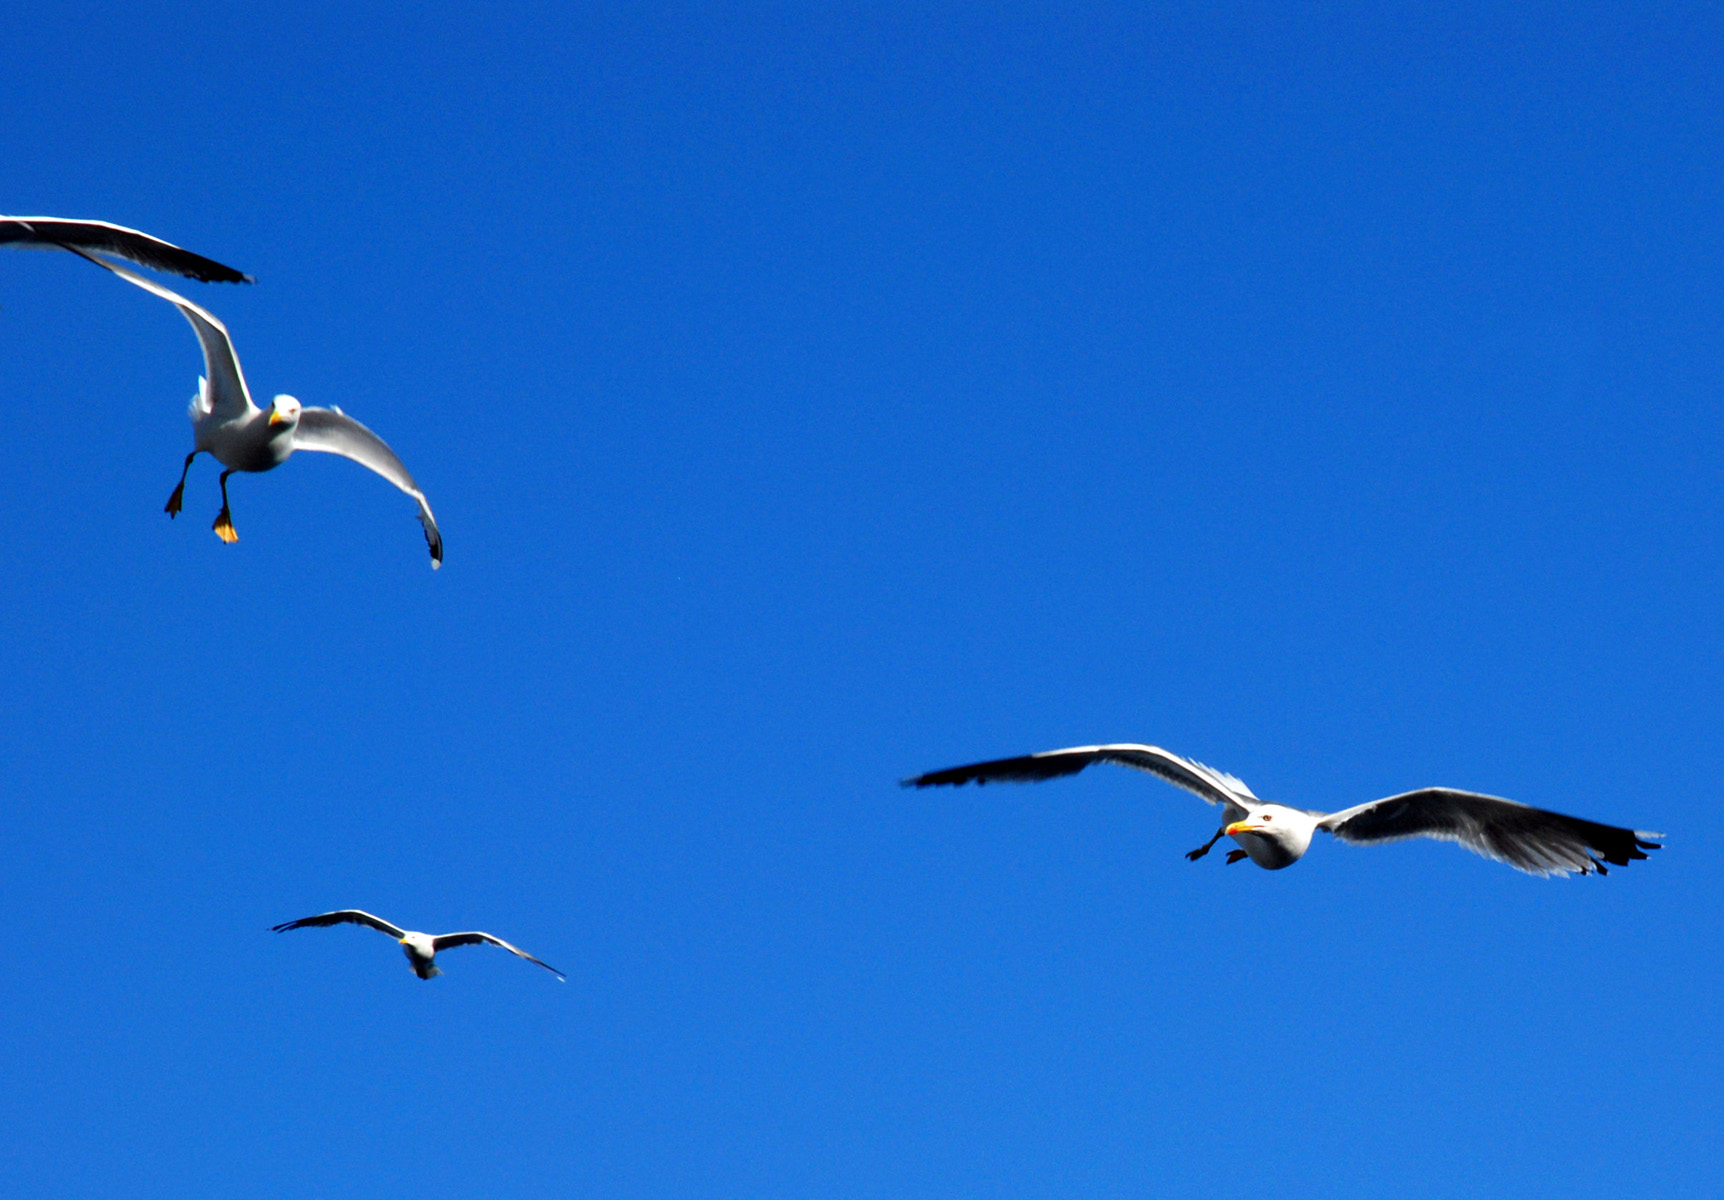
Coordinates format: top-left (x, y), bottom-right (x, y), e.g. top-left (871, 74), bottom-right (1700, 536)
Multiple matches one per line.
top-left (1, 215), bottom-right (252, 282)
top-left (57, 243), bottom-right (442, 566)
top-left (906, 743), bottom-right (1661, 877)
top-left (272, 910), bottom-right (564, 980)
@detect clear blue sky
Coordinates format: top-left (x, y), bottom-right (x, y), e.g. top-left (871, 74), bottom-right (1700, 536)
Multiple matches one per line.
top-left (2, 3), bottom-right (1719, 1196)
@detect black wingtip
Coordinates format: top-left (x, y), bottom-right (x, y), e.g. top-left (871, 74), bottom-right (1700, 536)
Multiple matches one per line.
top-left (902, 770), bottom-right (985, 789)
top-left (193, 263), bottom-right (256, 284)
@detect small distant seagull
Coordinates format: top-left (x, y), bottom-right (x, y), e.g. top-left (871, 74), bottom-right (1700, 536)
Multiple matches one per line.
top-left (1, 215), bottom-right (252, 283)
top-left (59, 243), bottom-right (441, 566)
top-left (272, 910), bottom-right (564, 980)
top-left (905, 743), bottom-right (1661, 877)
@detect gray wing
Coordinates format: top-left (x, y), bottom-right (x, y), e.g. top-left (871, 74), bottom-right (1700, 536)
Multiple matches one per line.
top-left (1318, 788), bottom-right (1662, 877)
top-left (903, 743), bottom-right (1258, 809)
top-left (0, 216), bottom-right (253, 283)
top-left (292, 407), bottom-right (443, 568)
top-left (56, 242), bottom-right (253, 419)
top-left (271, 909), bottom-right (409, 938)
top-left (431, 931), bottom-right (565, 980)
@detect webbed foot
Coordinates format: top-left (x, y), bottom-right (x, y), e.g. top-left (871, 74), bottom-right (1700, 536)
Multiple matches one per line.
top-left (1225, 849), bottom-right (1249, 865)
top-left (165, 482), bottom-right (185, 517)
top-left (212, 508), bottom-right (238, 543)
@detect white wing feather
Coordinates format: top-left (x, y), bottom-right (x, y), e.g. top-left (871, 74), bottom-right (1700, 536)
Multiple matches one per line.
top-left (292, 408), bottom-right (443, 568)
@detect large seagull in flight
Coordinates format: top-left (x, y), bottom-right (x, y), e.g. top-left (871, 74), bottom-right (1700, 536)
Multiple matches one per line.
top-left (273, 910), bottom-right (564, 980)
top-left (58, 243), bottom-right (442, 566)
top-left (905, 743), bottom-right (1660, 876)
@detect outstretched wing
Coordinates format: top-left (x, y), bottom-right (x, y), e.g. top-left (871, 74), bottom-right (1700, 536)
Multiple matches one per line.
top-left (55, 242), bottom-right (253, 419)
top-left (292, 407), bottom-right (443, 568)
top-left (432, 931), bottom-right (565, 980)
top-left (1318, 788), bottom-right (1662, 877)
top-left (903, 743), bottom-right (1258, 809)
top-left (1, 215), bottom-right (253, 283)
top-left (272, 909), bottom-right (409, 938)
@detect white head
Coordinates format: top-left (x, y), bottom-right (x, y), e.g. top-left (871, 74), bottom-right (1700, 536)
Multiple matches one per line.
top-left (267, 394), bottom-right (303, 428)
top-left (1223, 804), bottom-right (1320, 870)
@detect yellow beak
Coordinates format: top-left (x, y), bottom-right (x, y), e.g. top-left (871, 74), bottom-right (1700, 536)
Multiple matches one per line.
top-left (1224, 820), bottom-right (1259, 836)
top-left (268, 409), bottom-right (289, 426)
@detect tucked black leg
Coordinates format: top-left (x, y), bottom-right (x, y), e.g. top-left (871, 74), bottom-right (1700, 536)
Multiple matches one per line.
top-left (165, 451), bottom-right (199, 517)
top-left (1225, 849), bottom-right (1249, 865)
top-left (1185, 824), bottom-right (1229, 861)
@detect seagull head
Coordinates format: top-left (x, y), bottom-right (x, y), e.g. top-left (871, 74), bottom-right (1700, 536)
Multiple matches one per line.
top-left (1223, 804), bottom-right (1319, 869)
top-left (267, 394), bottom-right (303, 427)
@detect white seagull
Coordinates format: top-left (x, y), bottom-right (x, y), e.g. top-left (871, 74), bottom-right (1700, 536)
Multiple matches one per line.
top-left (272, 910), bottom-right (564, 980)
top-left (2, 215), bottom-right (253, 282)
top-left (58, 242), bottom-right (442, 566)
top-left (905, 743), bottom-right (1661, 877)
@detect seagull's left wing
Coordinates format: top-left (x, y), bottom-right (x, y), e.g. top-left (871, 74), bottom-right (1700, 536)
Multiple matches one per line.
top-left (1318, 788), bottom-right (1662, 877)
top-left (904, 743), bottom-right (1258, 809)
top-left (292, 407), bottom-right (442, 568)
top-left (432, 931), bottom-right (564, 980)
top-left (272, 909), bottom-right (409, 938)
top-left (56, 243), bottom-right (254, 419)
top-left (0, 216), bottom-right (253, 283)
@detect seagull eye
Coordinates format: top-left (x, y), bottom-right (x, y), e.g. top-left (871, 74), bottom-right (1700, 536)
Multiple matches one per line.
top-left (1262, 814), bottom-right (1273, 822)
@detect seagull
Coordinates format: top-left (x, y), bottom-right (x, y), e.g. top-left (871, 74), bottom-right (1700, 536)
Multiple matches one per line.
top-left (2, 215), bottom-right (253, 282)
top-left (905, 743), bottom-right (1661, 877)
top-left (272, 910), bottom-right (565, 980)
top-left (57, 242), bottom-right (442, 566)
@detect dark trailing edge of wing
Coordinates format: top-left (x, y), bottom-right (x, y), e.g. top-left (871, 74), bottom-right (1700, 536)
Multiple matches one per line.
top-left (0, 217), bottom-right (254, 283)
top-left (903, 753), bottom-right (1096, 788)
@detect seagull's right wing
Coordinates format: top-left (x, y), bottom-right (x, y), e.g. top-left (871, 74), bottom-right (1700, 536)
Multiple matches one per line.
top-left (292, 408), bottom-right (443, 569)
top-left (1318, 788), bottom-right (1662, 877)
top-left (55, 243), bottom-right (253, 419)
top-left (271, 910), bottom-right (409, 939)
top-left (903, 743), bottom-right (1258, 809)
top-left (0, 216), bottom-right (253, 283)
top-left (432, 931), bottom-right (565, 980)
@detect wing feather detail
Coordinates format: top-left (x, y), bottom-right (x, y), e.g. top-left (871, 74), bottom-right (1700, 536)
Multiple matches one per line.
top-left (292, 407), bottom-right (443, 567)
top-left (903, 743), bottom-right (1257, 809)
top-left (271, 909), bottom-right (409, 939)
top-left (1318, 788), bottom-right (1661, 877)
top-left (54, 242), bottom-right (253, 418)
top-left (1, 216), bottom-right (253, 282)
top-left (432, 931), bottom-right (565, 979)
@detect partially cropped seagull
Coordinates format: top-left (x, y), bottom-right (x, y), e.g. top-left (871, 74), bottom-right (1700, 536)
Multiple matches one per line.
top-left (58, 243), bottom-right (441, 566)
top-left (272, 910), bottom-right (564, 980)
top-left (1, 215), bottom-right (252, 282)
top-left (906, 743), bottom-right (1661, 877)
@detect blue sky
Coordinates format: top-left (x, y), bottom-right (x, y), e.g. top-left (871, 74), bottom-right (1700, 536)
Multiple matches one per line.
top-left (2, 3), bottom-right (1719, 1196)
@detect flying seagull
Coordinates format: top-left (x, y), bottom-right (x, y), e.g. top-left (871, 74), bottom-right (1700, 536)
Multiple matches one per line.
top-left (1, 215), bottom-right (252, 282)
top-left (59, 243), bottom-right (442, 566)
top-left (272, 910), bottom-right (564, 980)
top-left (905, 743), bottom-right (1661, 877)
